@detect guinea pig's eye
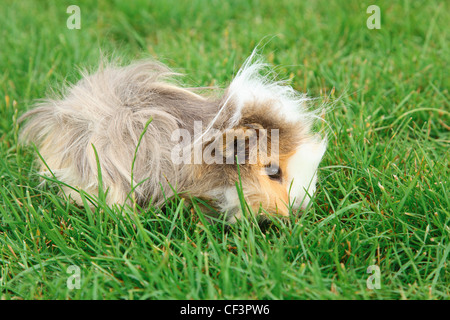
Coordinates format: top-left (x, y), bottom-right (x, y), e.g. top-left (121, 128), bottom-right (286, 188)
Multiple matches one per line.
top-left (265, 164), bottom-right (282, 182)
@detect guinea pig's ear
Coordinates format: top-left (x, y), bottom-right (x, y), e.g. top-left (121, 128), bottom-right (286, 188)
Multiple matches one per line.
top-left (205, 123), bottom-right (263, 165)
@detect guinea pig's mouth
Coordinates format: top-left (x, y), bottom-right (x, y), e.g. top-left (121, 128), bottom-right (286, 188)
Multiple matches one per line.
top-left (191, 197), bottom-right (292, 224)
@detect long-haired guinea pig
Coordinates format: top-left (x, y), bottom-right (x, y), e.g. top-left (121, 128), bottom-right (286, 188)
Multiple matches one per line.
top-left (19, 51), bottom-right (327, 222)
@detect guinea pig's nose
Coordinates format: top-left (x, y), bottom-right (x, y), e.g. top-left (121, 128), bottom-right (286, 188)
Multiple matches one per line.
top-left (274, 201), bottom-right (290, 217)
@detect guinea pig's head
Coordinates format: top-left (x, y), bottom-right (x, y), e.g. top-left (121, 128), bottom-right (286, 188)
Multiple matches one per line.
top-left (188, 53), bottom-right (327, 222)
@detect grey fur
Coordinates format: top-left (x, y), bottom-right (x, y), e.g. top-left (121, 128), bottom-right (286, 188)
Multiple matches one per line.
top-left (20, 60), bottom-right (223, 207)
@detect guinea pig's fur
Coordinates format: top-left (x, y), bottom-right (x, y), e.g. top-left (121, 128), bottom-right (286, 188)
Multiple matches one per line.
top-left (19, 51), bottom-right (327, 222)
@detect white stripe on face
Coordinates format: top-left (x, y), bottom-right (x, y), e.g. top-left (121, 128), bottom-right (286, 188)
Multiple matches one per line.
top-left (286, 138), bottom-right (327, 210)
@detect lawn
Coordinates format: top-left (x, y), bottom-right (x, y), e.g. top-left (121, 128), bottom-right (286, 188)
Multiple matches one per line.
top-left (0, 0), bottom-right (449, 300)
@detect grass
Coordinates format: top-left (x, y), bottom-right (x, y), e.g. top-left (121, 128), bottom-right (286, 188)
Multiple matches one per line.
top-left (0, 0), bottom-right (449, 300)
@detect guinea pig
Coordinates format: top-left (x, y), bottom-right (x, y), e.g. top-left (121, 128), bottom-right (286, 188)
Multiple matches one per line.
top-left (19, 51), bottom-right (327, 223)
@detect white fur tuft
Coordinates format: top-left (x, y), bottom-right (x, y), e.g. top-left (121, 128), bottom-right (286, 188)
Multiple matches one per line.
top-left (227, 49), bottom-right (312, 125)
top-left (286, 137), bottom-right (327, 210)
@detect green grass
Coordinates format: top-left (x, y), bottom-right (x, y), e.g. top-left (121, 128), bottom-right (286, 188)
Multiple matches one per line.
top-left (1, 0), bottom-right (449, 300)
